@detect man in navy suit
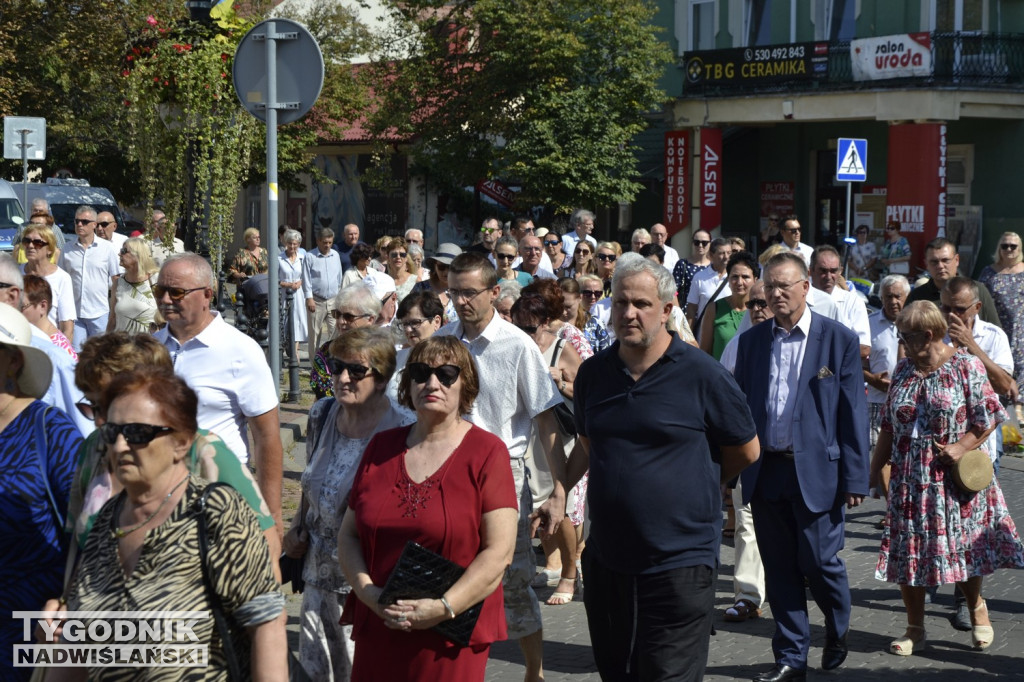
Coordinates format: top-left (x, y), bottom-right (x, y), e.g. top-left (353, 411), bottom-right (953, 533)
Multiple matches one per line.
top-left (734, 252), bottom-right (869, 682)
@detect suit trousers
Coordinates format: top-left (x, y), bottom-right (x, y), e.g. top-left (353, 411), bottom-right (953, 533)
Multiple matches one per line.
top-left (732, 481), bottom-right (765, 607)
top-left (751, 456), bottom-right (851, 670)
top-left (583, 548), bottom-right (714, 682)
top-left (307, 297), bottom-right (335, 364)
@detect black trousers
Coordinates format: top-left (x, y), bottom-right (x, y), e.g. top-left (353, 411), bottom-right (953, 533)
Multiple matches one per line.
top-left (583, 548), bottom-right (715, 682)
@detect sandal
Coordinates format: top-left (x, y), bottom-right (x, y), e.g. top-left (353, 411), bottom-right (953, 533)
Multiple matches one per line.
top-left (971, 600), bottom-right (994, 650)
top-left (889, 625), bottom-right (926, 656)
top-left (531, 568), bottom-right (561, 588)
top-left (723, 599), bottom-right (761, 622)
top-left (546, 575), bottom-right (580, 606)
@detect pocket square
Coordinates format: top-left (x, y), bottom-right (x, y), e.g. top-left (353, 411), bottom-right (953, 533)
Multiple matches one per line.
top-left (817, 366), bottom-right (834, 379)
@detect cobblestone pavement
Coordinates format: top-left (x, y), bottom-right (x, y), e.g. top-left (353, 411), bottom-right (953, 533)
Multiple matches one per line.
top-left (279, 399), bottom-right (1024, 680)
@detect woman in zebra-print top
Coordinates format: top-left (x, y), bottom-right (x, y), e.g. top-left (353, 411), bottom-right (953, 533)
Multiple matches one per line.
top-left (63, 371), bottom-right (286, 680)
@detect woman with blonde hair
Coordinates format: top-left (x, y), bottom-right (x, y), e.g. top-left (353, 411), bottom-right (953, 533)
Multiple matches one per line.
top-left (109, 237), bottom-right (160, 333)
top-left (595, 241), bottom-right (622, 296)
top-left (979, 231), bottom-right (1024, 394)
top-left (384, 236), bottom-right (419, 301)
top-left (18, 222), bottom-right (75, 338)
top-left (228, 227), bottom-right (269, 283)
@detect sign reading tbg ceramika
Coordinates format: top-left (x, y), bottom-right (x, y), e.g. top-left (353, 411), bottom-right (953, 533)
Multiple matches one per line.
top-left (851, 33), bottom-right (933, 81)
top-left (683, 42), bottom-right (829, 88)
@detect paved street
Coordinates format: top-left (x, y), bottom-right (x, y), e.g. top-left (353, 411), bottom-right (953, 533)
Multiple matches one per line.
top-left (278, 398), bottom-right (1024, 680)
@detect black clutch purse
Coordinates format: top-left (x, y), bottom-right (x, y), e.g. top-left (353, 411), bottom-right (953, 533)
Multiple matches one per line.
top-left (377, 541), bottom-right (483, 647)
top-left (279, 553), bottom-right (306, 594)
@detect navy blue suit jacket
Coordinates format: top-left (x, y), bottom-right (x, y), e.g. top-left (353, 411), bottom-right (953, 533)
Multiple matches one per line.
top-left (734, 311), bottom-right (869, 514)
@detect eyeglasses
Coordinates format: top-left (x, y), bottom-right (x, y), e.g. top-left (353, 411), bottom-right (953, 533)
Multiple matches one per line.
top-left (596, 253), bottom-right (617, 262)
top-left (406, 362), bottom-right (461, 388)
top-left (581, 290), bottom-right (601, 298)
top-left (745, 298), bottom-right (769, 310)
top-left (781, 227), bottom-right (801, 234)
top-left (576, 250), bottom-right (592, 256)
top-left (100, 422), bottom-right (175, 446)
top-left (74, 218), bottom-right (95, 225)
top-left (885, 226), bottom-right (899, 232)
top-left (940, 303), bottom-right (976, 315)
top-left (389, 252), bottom-right (407, 259)
top-left (764, 280), bottom-right (804, 294)
top-left (0, 282), bottom-right (13, 290)
top-left (448, 288), bottom-right (488, 302)
top-left (480, 227), bottom-right (498, 234)
top-left (96, 221), bottom-right (114, 229)
top-left (897, 330), bottom-right (929, 346)
top-left (153, 285), bottom-right (206, 301)
top-left (76, 398), bottom-right (98, 421)
top-left (330, 310), bottom-right (373, 323)
top-left (692, 239), bottom-right (710, 247)
top-left (516, 324), bottom-right (538, 335)
top-left (326, 358), bottom-right (374, 381)
top-left (544, 240), bottom-right (561, 247)
top-left (496, 253), bottom-right (516, 261)
top-left (1001, 244), bottom-right (1019, 251)
top-left (21, 237), bottom-right (47, 248)
top-left (400, 317), bottom-right (429, 330)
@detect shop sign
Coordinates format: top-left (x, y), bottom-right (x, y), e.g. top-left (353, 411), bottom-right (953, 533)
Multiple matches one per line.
top-left (664, 130), bottom-right (690, 235)
top-left (851, 33), bottom-right (932, 81)
top-left (683, 42), bottom-right (829, 87)
top-left (700, 128), bottom-right (722, 231)
top-left (886, 123), bottom-right (946, 271)
top-left (476, 178), bottom-right (516, 208)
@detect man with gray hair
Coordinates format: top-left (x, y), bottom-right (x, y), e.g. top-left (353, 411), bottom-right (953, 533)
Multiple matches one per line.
top-left (153, 253), bottom-right (284, 552)
top-left (58, 205), bottom-right (120, 350)
top-left (561, 208), bottom-right (597, 258)
top-left (303, 228), bottom-right (343, 363)
top-left (865, 275), bottom-right (910, 452)
top-left (404, 227), bottom-right (423, 247)
top-left (567, 252), bottom-right (760, 681)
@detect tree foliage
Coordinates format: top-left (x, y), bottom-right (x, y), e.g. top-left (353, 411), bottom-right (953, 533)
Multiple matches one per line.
top-left (366, 0), bottom-right (672, 213)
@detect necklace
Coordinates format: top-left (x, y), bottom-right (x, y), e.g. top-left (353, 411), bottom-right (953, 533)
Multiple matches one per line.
top-left (114, 474), bottom-right (189, 539)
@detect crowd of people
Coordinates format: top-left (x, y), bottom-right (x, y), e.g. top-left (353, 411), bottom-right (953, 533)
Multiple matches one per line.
top-left (3, 204), bottom-right (1024, 682)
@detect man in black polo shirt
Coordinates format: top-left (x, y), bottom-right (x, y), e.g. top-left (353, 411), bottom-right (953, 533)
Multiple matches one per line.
top-left (905, 237), bottom-right (1001, 325)
top-left (567, 253), bottom-right (760, 681)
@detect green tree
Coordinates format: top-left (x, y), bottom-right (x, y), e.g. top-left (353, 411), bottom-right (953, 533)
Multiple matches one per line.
top-left (366, 0), bottom-right (672, 213)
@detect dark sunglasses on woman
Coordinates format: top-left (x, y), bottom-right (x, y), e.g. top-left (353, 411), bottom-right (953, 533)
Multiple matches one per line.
top-left (100, 422), bottom-right (175, 446)
top-left (406, 362), bottom-right (461, 388)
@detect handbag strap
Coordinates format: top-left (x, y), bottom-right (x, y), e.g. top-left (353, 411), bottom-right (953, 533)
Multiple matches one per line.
top-left (196, 482), bottom-right (242, 682)
top-left (695, 276), bottom-right (729, 331)
top-left (33, 404), bottom-right (66, 541)
top-left (297, 399), bottom-right (335, 531)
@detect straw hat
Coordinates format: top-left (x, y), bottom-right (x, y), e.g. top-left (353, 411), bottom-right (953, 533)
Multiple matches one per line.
top-left (0, 302), bottom-right (53, 399)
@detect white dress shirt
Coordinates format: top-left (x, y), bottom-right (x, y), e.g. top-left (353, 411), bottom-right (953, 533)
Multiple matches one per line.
top-left (661, 245), bottom-right (680, 272)
top-left (830, 286), bottom-right (871, 346)
top-left (867, 311), bottom-right (900, 404)
top-left (561, 232), bottom-right (597, 258)
top-left (766, 306), bottom-right (813, 451)
top-left (58, 238), bottom-right (120, 319)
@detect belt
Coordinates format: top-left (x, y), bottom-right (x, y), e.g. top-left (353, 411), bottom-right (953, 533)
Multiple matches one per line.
top-left (764, 449), bottom-right (795, 460)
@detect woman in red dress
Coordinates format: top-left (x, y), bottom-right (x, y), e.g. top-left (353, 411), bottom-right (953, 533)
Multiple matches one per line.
top-left (339, 336), bottom-right (518, 681)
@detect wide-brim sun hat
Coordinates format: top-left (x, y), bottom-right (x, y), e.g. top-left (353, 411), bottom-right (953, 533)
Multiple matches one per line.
top-left (0, 302), bottom-right (53, 399)
top-left (424, 243), bottom-right (462, 268)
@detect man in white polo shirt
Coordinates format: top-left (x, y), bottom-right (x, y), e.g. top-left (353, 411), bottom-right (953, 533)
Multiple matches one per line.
top-left (810, 245), bottom-right (870, 357)
top-left (561, 208), bottom-right (598, 258)
top-left (153, 252), bottom-right (284, 541)
top-left (58, 205), bottom-right (120, 350)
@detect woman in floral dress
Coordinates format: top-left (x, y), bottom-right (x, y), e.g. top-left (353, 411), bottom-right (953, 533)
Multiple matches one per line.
top-left (879, 220), bottom-right (912, 277)
top-left (978, 231), bottom-right (1024, 393)
top-left (870, 301), bottom-right (1024, 657)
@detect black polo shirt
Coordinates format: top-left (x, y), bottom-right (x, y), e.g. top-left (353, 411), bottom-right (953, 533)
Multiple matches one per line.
top-left (575, 333), bottom-right (756, 575)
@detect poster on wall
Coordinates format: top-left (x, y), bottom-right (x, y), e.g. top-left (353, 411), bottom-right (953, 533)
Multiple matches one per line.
top-left (700, 128), bottom-right (722, 232)
top-left (310, 154), bottom-right (409, 244)
top-left (683, 42), bottom-right (829, 88)
top-left (759, 181), bottom-right (795, 232)
top-left (885, 123), bottom-right (947, 272)
top-left (851, 33), bottom-right (932, 81)
top-left (664, 130), bottom-right (690, 237)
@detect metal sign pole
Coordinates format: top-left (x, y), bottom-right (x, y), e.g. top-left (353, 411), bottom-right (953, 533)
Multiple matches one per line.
top-left (265, 21), bottom-right (281, 384)
top-left (19, 130), bottom-right (30, 210)
top-left (844, 180), bottom-right (852, 278)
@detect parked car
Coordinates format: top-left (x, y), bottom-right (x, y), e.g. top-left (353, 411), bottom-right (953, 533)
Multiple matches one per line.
top-left (10, 178), bottom-right (126, 241)
top-left (0, 180), bottom-right (25, 252)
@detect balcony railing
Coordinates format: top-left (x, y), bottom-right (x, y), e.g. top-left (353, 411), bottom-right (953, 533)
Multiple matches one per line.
top-left (680, 32), bottom-right (1024, 97)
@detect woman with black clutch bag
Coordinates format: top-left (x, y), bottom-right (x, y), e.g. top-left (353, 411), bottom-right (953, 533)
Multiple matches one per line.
top-left (338, 336), bottom-right (518, 681)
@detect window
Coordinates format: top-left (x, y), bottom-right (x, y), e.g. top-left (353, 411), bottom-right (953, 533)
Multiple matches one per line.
top-left (931, 0), bottom-right (988, 32)
top-left (689, 0), bottom-right (716, 51)
top-left (813, 0), bottom-right (856, 41)
top-left (746, 0), bottom-right (771, 46)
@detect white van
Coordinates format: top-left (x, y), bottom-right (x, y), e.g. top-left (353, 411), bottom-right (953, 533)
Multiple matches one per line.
top-left (10, 179), bottom-right (125, 243)
top-left (0, 179), bottom-right (25, 252)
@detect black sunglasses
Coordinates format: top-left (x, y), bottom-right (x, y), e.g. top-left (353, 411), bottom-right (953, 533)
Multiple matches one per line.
top-left (406, 362), bottom-right (461, 388)
top-left (74, 218), bottom-right (95, 225)
top-left (745, 298), bottom-right (769, 310)
top-left (153, 285), bottom-right (206, 301)
top-left (96, 221), bottom-right (115, 228)
top-left (544, 240), bottom-right (561, 247)
top-left (76, 398), bottom-right (98, 421)
top-left (692, 239), bottom-right (710, 247)
top-left (1000, 244), bottom-right (1018, 251)
top-left (100, 422), bottom-right (175, 446)
top-left (327, 358), bottom-right (374, 381)
top-left (596, 254), bottom-right (617, 262)
top-left (21, 237), bottom-right (47, 248)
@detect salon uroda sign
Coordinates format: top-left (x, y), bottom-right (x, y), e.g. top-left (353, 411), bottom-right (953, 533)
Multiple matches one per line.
top-left (851, 33), bottom-right (933, 81)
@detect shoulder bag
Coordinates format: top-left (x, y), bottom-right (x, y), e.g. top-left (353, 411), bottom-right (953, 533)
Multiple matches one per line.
top-left (548, 339), bottom-right (576, 437)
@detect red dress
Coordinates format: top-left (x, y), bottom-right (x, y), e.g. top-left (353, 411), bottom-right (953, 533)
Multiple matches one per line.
top-left (345, 424), bottom-right (518, 682)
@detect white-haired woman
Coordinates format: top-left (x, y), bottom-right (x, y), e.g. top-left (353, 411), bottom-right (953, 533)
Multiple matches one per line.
top-left (280, 228), bottom-right (308, 356)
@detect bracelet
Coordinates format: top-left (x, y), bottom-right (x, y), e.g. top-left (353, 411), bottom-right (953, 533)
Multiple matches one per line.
top-left (439, 596), bottom-right (456, 620)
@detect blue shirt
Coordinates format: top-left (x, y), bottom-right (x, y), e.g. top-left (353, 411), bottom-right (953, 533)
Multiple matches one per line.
top-left (575, 333), bottom-right (757, 575)
top-left (301, 248), bottom-right (342, 300)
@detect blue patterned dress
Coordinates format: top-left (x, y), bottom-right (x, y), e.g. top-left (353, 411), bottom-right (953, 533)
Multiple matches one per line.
top-left (0, 401), bottom-right (83, 680)
top-left (978, 265), bottom-right (1024, 392)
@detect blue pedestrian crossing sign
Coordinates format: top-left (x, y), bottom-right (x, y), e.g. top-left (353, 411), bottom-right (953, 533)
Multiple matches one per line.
top-left (836, 138), bottom-right (867, 182)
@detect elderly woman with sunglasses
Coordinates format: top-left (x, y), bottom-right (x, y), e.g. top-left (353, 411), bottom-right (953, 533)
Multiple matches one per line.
top-left (979, 231), bottom-right (1024, 395)
top-left (285, 327), bottom-right (415, 680)
top-left (58, 370), bottom-right (287, 681)
top-left (0, 304), bottom-right (83, 682)
top-left (338, 336), bottom-right (517, 681)
top-left (109, 237), bottom-right (160, 334)
top-left (19, 222), bottom-right (76, 339)
top-left (310, 284), bottom-right (382, 400)
top-left (869, 301), bottom-right (1024, 657)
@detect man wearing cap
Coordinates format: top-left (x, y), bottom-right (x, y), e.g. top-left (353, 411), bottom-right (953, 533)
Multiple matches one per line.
top-left (0, 254), bottom-right (92, 435)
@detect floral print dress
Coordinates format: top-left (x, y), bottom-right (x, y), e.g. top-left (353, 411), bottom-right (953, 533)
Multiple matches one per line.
top-left (978, 265), bottom-right (1024, 392)
top-left (880, 236), bottom-right (911, 276)
top-left (875, 350), bottom-right (1024, 586)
